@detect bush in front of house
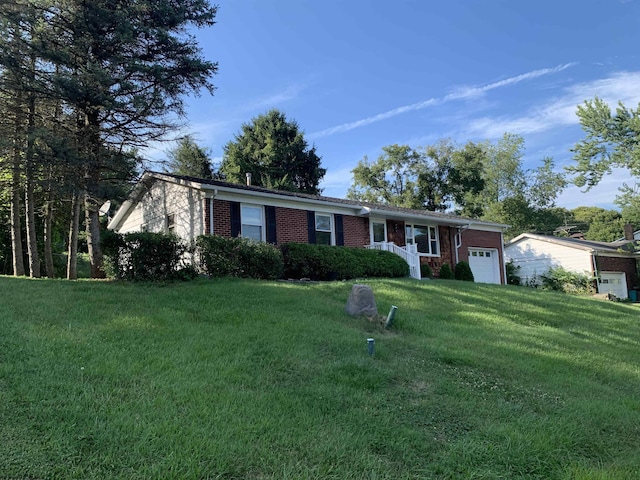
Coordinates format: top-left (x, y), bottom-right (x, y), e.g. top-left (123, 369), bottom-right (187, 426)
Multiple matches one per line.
top-left (539, 266), bottom-right (595, 295)
top-left (506, 260), bottom-right (521, 285)
top-left (438, 263), bottom-right (454, 279)
top-left (196, 235), bottom-right (284, 279)
top-left (454, 261), bottom-right (475, 282)
top-left (102, 230), bottom-right (194, 281)
top-left (280, 243), bottom-right (409, 280)
top-left (420, 263), bottom-right (433, 278)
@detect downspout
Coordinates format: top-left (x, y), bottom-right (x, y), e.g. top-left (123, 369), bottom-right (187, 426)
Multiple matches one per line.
top-left (455, 224), bottom-right (470, 266)
top-left (453, 228), bottom-right (458, 265)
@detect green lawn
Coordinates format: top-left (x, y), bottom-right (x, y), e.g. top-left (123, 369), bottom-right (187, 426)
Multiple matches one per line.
top-left (1, 276), bottom-right (639, 479)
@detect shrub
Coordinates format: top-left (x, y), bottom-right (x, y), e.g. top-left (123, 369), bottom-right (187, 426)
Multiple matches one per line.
top-left (280, 243), bottom-right (409, 280)
top-left (420, 263), bottom-right (433, 278)
top-left (439, 263), bottom-right (454, 279)
top-left (102, 231), bottom-right (191, 281)
top-left (539, 266), bottom-right (595, 295)
top-left (454, 261), bottom-right (474, 282)
top-left (506, 260), bottom-right (521, 285)
top-left (196, 235), bottom-right (283, 279)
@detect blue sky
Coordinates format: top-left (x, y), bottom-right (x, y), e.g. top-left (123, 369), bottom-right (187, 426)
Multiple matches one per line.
top-left (151, 0), bottom-right (640, 210)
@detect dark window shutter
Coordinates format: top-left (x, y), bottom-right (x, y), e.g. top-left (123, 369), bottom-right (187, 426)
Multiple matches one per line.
top-left (230, 202), bottom-right (241, 237)
top-left (335, 214), bottom-right (344, 246)
top-left (307, 210), bottom-right (316, 244)
top-left (265, 206), bottom-right (277, 244)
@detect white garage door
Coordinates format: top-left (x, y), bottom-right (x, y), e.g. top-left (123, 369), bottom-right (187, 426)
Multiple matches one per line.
top-left (598, 272), bottom-right (628, 299)
top-left (468, 248), bottom-right (501, 284)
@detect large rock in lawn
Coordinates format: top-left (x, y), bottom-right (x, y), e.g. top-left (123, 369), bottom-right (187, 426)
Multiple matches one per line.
top-left (345, 284), bottom-right (378, 317)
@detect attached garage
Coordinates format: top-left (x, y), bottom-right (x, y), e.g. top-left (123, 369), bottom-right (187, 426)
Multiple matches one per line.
top-left (468, 248), bottom-right (501, 284)
top-left (597, 272), bottom-right (628, 299)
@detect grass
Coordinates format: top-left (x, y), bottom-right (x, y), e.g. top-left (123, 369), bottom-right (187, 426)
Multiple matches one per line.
top-left (1, 276), bottom-right (639, 479)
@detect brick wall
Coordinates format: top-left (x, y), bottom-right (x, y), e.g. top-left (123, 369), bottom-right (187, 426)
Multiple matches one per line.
top-left (212, 199), bottom-right (232, 237)
top-left (343, 215), bottom-right (370, 247)
top-left (596, 256), bottom-right (638, 289)
top-left (276, 207), bottom-right (308, 244)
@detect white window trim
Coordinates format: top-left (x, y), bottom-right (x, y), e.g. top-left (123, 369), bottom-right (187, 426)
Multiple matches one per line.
top-left (241, 203), bottom-right (265, 242)
top-left (166, 213), bottom-right (176, 233)
top-left (370, 219), bottom-right (387, 244)
top-left (315, 212), bottom-right (335, 246)
top-left (405, 223), bottom-right (439, 257)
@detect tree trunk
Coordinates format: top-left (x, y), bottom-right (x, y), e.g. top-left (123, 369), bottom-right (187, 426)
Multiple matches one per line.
top-left (43, 177), bottom-right (55, 278)
top-left (67, 191), bottom-right (81, 280)
top-left (24, 83), bottom-right (41, 278)
top-left (84, 190), bottom-right (105, 278)
top-left (81, 109), bottom-right (105, 279)
top-left (10, 161), bottom-right (25, 277)
top-left (10, 91), bottom-right (25, 277)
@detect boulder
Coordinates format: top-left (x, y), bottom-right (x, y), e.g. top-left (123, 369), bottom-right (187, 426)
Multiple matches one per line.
top-left (345, 284), bottom-right (378, 317)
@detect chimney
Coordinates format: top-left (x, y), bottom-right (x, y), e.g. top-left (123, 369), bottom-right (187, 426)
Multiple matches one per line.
top-left (624, 223), bottom-right (635, 241)
top-left (246, 172), bottom-right (252, 186)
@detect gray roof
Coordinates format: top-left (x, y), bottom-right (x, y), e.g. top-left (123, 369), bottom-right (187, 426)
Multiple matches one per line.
top-left (507, 232), bottom-right (638, 255)
top-left (134, 171), bottom-right (508, 229)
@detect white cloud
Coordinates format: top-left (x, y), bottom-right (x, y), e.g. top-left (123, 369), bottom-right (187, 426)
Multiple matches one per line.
top-left (464, 71), bottom-right (640, 139)
top-left (308, 63), bottom-right (576, 139)
top-left (240, 83), bottom-right (307, 112)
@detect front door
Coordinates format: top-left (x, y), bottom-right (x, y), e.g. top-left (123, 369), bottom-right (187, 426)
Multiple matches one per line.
top-left (386, 220), bottom-right (405, 246)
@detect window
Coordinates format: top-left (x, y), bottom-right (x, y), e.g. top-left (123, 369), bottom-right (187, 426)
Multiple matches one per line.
top-left (315, 213), bottom-right (333, 245)
top-left (371, 221), bottom-right (386, 243)
top-left (405, 224), bottom-right (438, 255)
top-left (241, 204), bottom-right (263, 241)
top-left (166, 213), bottom-right (176, 232)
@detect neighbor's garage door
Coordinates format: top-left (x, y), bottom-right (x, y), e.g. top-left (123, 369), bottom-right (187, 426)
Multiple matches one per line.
top-left (598, 272), bottom-right (628, 299)
top-left (468, 248), bottom-right (501, 284)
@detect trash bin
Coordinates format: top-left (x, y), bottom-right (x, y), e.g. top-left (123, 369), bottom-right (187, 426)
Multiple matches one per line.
top-left (629, 290), bottom-right (638, 302)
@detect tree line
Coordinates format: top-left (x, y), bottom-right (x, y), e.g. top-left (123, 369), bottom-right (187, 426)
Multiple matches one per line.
top-left (0, 0), bottom-right (218, 278)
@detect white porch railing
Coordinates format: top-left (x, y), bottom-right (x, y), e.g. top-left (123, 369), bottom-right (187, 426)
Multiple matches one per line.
top-left (365, 242), bottom-right (422, 280)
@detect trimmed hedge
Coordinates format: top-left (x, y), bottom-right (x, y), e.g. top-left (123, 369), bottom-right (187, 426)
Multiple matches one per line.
top-left (454, 261), bottom-right (475, 282)
top-left (439, 263), bottom-right (454, 279)
top-left (196, 235), bottom-right (283, 279)
top-left (102, 231), bottom-right (195, 281)
top-left (420, 263), bottom-right (433, 279)
top-left (280, 243), bottom-right (409, 280)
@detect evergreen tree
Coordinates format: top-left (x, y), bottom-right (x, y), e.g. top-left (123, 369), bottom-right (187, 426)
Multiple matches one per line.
top-left (166, 136), bottom-right (214, 179)
top-left (221, 109), bottom-right (326, 194)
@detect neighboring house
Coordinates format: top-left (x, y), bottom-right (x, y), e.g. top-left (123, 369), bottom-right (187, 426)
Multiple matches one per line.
top-left (505, 233), bottom-right (639, 299)
top-left (107, 171), bottom-right (508, 283)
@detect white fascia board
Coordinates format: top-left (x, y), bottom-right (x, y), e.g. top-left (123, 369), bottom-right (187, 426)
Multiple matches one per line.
top-left (467, 222), bottom-right (509, 233)
top-left (595, 251), bottom-right (640, 259)
top-left (107, 199), bottom-right (133, 230)
top-left (202, 184), bottom-right (363, 216)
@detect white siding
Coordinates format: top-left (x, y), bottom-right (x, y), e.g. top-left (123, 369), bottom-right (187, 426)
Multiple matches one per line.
top-left (116, 181), bottom-right (204, 241)
top-left (504, 238), bottom-right (593, 284)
